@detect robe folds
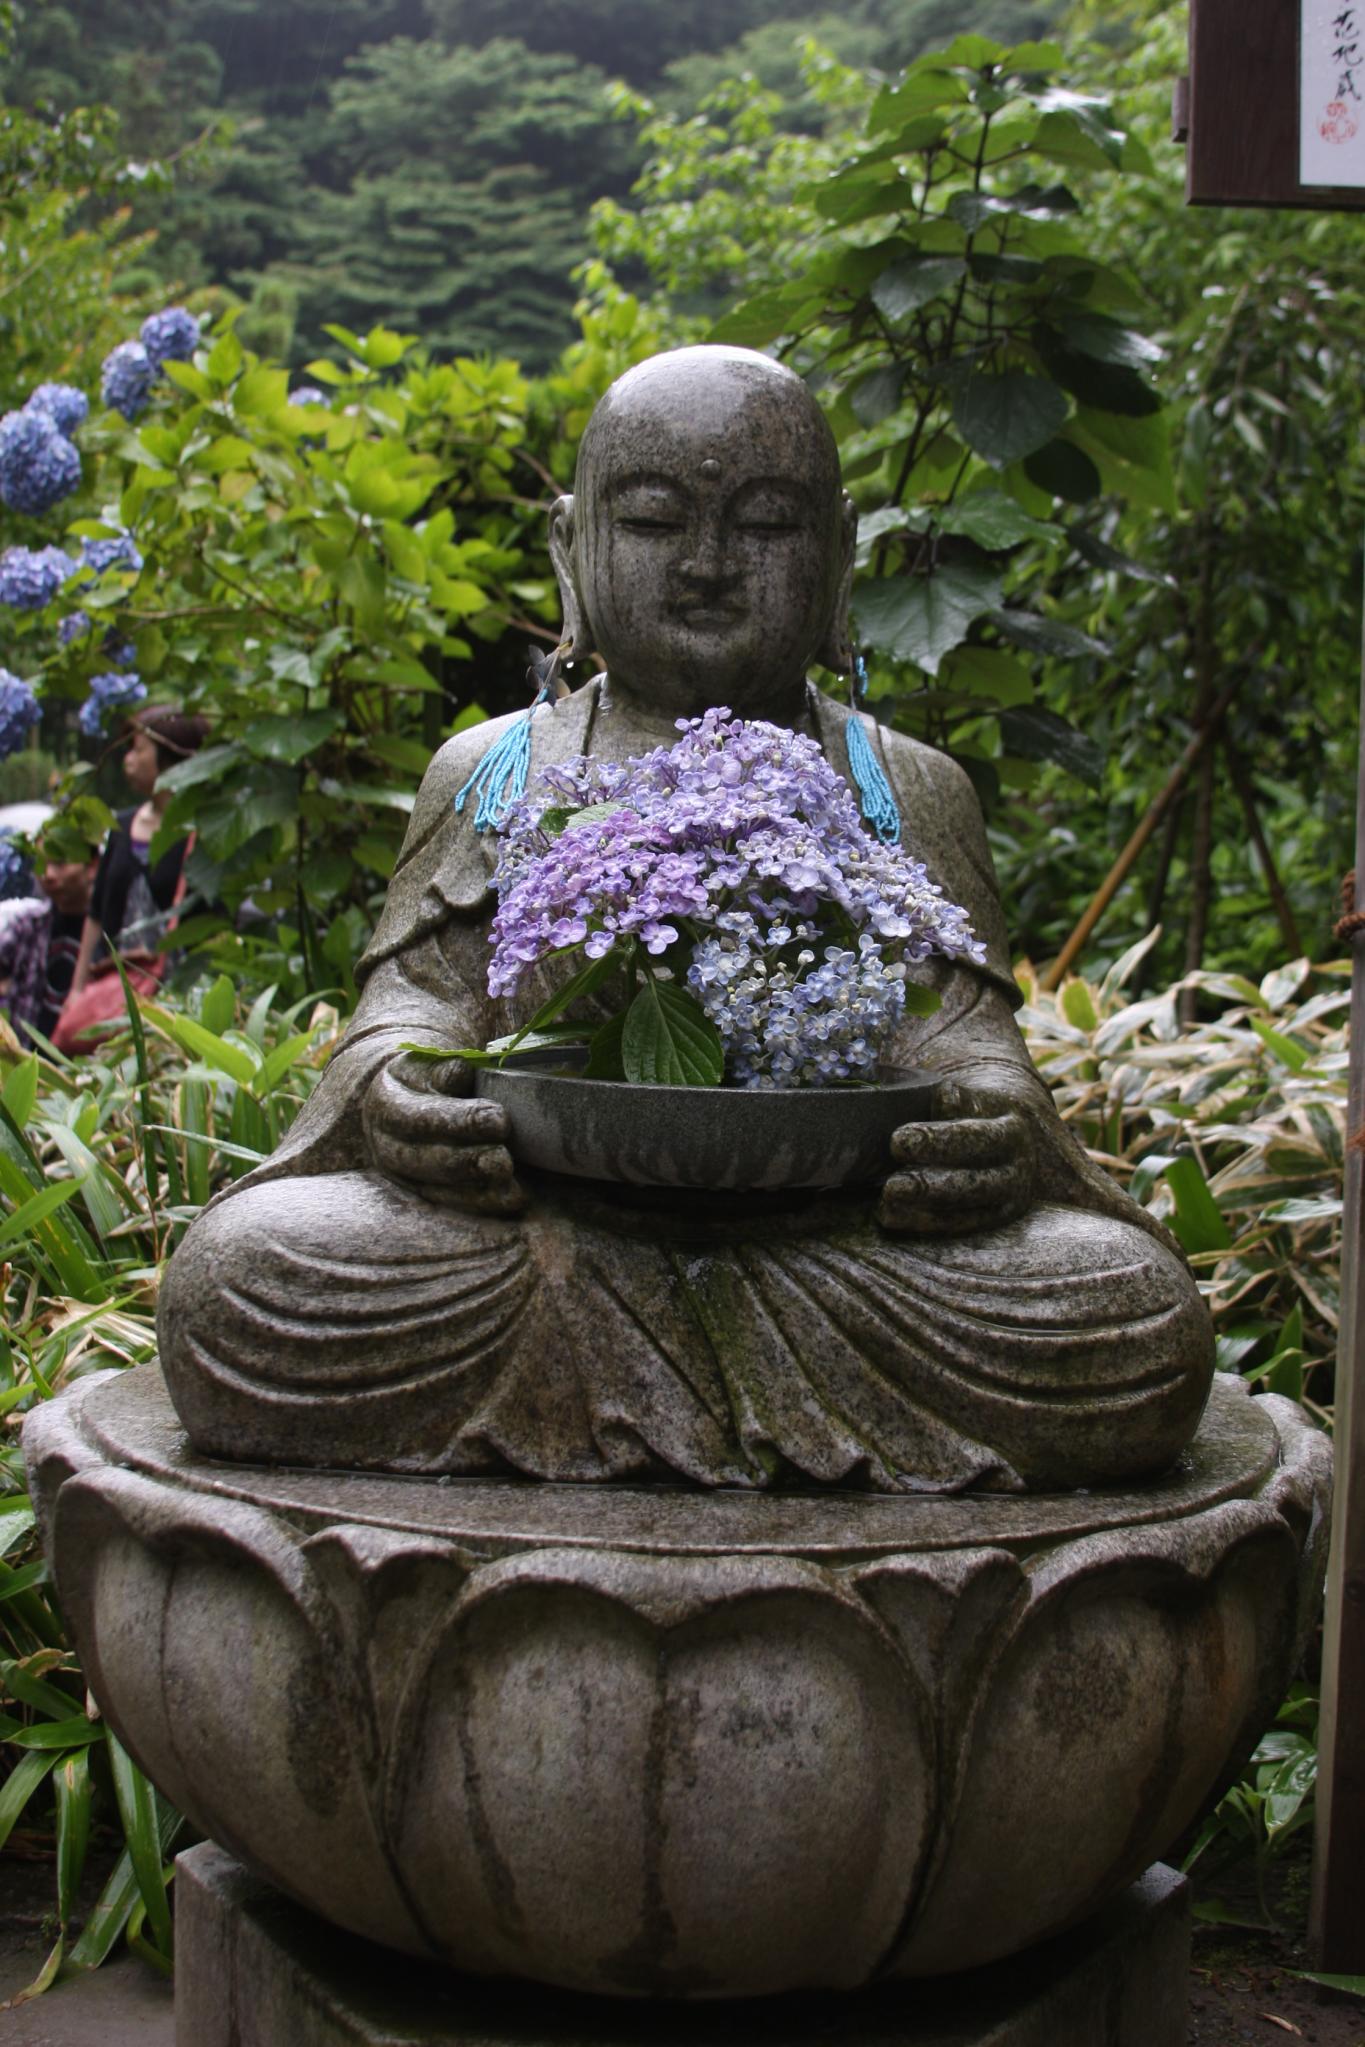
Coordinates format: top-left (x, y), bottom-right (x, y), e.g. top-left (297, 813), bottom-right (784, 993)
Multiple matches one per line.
top-left (159, 681), bottom-right (1213, 1493)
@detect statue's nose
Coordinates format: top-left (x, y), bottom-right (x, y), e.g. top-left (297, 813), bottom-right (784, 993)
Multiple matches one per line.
top-left (678, 519), bottom-right (733, 588)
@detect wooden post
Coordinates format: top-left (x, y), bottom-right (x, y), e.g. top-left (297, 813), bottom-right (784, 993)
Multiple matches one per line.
top-left (1182, 0), bottom-right (1365, 1963)
top-left (1309, 581), bottom-right (1365, 1969)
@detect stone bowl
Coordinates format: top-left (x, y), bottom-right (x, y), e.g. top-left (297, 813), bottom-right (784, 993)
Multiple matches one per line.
top-left (473, 1049), bottom-right (937, 1191)
top-left (25, 1367), bottom-right (1330, 2001)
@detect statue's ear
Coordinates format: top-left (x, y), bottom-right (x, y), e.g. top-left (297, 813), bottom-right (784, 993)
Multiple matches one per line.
top-left (548, 494), bottom-right (593, 662)
top-left (816, 493), bottom-right (858, 675)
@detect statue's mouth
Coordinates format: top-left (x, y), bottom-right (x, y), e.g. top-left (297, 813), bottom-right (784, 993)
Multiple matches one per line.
top-left (674, 604), bottom-right (744, 628)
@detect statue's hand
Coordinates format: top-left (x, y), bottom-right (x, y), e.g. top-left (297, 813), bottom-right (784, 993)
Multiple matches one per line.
top-left (878, 1078), bottom-right (1034, 1237)
top-left (363, 1052), bottom-right (527, 1215)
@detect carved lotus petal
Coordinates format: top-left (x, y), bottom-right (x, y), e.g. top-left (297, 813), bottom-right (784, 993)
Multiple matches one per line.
top-left (52, 1469), bottom-right (424, 1955)
top-left (388, 1549), bottom-right (935, 1994)
top-left (891, 1501), bottom-right (1307, 1973)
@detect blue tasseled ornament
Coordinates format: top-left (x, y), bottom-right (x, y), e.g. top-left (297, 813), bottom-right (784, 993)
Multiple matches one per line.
top-left (454, 643), bottom-right (568, 831)
top-left (844, 651), bottom-right (901, 844)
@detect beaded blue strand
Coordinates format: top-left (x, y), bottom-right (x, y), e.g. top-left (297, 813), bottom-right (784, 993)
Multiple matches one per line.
top-left (455, 644), bottom-right (567, 831)
top-left (845, 651), bottom-right (901, 844)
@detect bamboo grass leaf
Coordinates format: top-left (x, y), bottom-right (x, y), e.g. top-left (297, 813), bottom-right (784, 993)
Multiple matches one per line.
top-left (55, 1748), bottom-right (92, 1928)
top-left (0, 1749), bottom-right (59, 1853)
top-left (107, 1732), bottom-right (174, 1958)
top-left (65, 1797), bottom-right (183, 1973)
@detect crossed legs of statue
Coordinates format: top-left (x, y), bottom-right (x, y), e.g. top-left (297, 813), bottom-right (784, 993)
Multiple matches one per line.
top-left (158, 1171), bottom-right (1212, 1494)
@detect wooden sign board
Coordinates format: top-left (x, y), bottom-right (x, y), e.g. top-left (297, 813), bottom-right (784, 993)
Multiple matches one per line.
top-left (1188, 0), bottom-right (1365, 209)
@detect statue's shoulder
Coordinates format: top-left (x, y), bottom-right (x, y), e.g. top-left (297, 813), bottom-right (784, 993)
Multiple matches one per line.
top-left (410, 712), bottom-right (525, 823)
top-left (878, 724), bottom-right (984, 819)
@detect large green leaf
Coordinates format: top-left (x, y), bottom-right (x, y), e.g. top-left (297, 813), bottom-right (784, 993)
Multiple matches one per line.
top-left (1060, 313), bottom-right (1163, 369)
top-left (851, 366), bottom-right (905, 427)
top-left (1022, 438), bottom-right (1103, 504)
top-left (241, 710), bottom-right (344, 764)
top-left (1036, 332), bottom-right (1161, 417)
top-left (857, 564), bottom-right (1002, 675)
top-left (866, 68), bottom-right (970, 136)
top-left (986, 607), bottom-right (1107, 660)
top-left (870, 256), bottom-right (966, 323)
top-left (952, 371), bottom-right (1069, 467)
top-left (938, 491), bottom-right (1059, 550)
top-left (621, 980), bottom-right (724, 1087)
top-left (997, 706), bottom-right (1104, 788)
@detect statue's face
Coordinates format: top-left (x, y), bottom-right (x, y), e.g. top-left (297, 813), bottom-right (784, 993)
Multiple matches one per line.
top-left (572, 352), bottom-right (849, 718)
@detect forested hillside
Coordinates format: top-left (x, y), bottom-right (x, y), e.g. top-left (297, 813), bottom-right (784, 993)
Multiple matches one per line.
top-left (2, 0), bottom-right (1061, 364)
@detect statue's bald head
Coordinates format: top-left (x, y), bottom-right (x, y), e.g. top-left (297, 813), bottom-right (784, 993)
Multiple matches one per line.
top-left (550, 345), bottom-right (856, 718)
top-left (575, 346), bottom-right (843, 512)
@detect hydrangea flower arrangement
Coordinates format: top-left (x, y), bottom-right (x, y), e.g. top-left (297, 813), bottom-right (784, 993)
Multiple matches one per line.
top-left (463, 709), bottom-right (984, 1090)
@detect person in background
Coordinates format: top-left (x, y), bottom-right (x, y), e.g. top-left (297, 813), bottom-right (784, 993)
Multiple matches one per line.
top-left (69, 705), bottom-right (209, 996)
top-left (0, 814), bottom-right (100, 1046)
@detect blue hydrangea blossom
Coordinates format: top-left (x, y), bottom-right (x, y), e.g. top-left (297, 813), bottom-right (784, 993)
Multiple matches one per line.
top-left (0, 671), bottom-right (41, 759)
top-left (100, 341), bottom-right (155, 420)
top-left (0, 408), bottom-right (82, 514)
top-left (0, 545), bottom-right (74, 610)
top-left (80, 530), bottom-right (143, 576)
top-left (490, 709), bottom-right (986, 1089)
top-left (78, 669), bottom-right (147, 738)
top-left (291, 386), bottom-right (327, 406)
top-left (0, 829), bottom-right (29, 898)
top-left (140, 307), bottom-right (199, 370)
top-left (25, 383), bottom-right (89, 437)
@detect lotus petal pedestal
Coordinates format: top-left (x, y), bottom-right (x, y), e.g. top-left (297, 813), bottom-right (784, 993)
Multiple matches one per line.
top-left (26, 1367), bottom-right (1328, 2001)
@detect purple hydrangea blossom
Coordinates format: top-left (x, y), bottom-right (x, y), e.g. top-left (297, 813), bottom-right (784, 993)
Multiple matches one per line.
top-left (26, 382), bottom-right (89, 437)
top-left (100, 340), bottom-right (155, 420)
top-left (0, 545), bottom-right (74, 610)
top-left (0, 671), bottom-right (40, 758)
top-left (140, 307), bottom-right (200, 370)
top-left (80, 529), bottom-right (143, 576)
top-left (78, 669), bottom-right (147, 738)
top-left (0, 407), bottom-right (82, 514)
top-left (489, 708), bottom-right (986, 1088)
top-left (58, 609), bottom-right (93, 646)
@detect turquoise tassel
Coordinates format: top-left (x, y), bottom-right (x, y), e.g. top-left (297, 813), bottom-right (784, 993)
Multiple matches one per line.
top-left (455, 644), bottom-right (569, 831)
top-left (845, 711), bottom-right (901, 844)
top-left (455, 698), bottom-right (542, 831)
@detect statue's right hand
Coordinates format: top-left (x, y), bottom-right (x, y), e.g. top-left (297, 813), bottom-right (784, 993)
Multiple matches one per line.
top-left (363, 1052), bottom-right (527, 1215)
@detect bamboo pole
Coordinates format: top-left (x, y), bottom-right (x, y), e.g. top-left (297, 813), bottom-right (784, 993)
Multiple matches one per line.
top-left (1223, 735), bottom-right (1305, 959)
top-left (1309, 572), bottom-right (1365, 1969)
top-left (1040, 674), bottom-right (1240, 993)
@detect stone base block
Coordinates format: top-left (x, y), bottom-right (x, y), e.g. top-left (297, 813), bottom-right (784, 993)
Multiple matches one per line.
top-left (174, 1842), bottom-right (1189, 2047)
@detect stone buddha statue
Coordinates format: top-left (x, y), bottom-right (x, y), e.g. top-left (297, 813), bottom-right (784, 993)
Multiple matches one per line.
top-left (159, 345), bottom-right (1213, 1494)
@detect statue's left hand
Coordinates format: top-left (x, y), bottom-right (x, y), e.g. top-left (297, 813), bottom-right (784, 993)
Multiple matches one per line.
top-left (877, 1078), bottom-right (1035, 1236)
